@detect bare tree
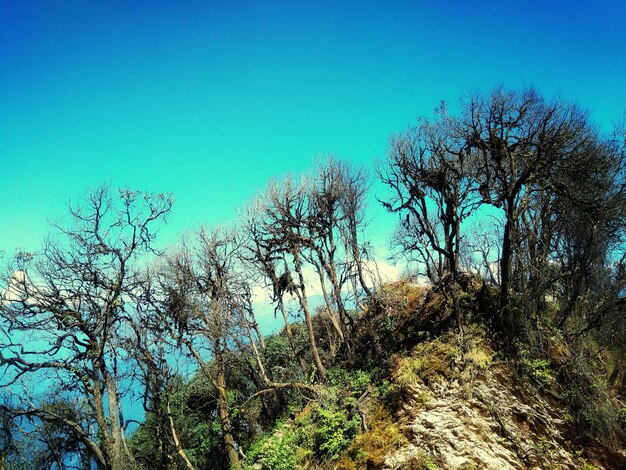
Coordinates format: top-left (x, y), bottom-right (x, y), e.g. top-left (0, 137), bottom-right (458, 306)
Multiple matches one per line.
top-left (157, 230), bottom-right (243, 469)
top-left (457, 88), bottom-right (592, 316)
top-left (549, 122), bottom-right (626, 330)
top-left (257, 176), bottom-right (328, 380)
top-left (307, 157), bottom-right (374, 344)
top-left (155, 225), bottom-right (318, 468)
top-left (126, 288), bottom-right (195, 470)
top-left (381, 106), bottom-right (478, 284)
top-left (0, 185), bottom-right (173, 470)
top-left (461, 217), bottom-right (502, 286)
top-left (240, 205), bottom-right (309, 374)
top-left (334, 159), bottom-right (374, 303)
top-left (307, 159), bottom-right (353, 347)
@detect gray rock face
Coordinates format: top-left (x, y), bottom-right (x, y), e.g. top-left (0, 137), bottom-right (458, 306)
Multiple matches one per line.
top-left (383, 366), bottom-right (588, 469)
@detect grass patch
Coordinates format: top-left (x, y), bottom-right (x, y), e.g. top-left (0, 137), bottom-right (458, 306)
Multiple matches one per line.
top-left (338, 404), bottom-right (408, 469)
top-left (391, 325), bottom-right (493, 390)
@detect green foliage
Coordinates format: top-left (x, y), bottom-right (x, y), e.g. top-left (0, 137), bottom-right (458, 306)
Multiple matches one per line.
top-left (572, 386), bottom-right (622, 444)
top-left (535, 436), bottom-right (553, 453)
top-left (523, 358), bottom-right (554, 386)
top-left (374, 378), bottom-right (400, 404)
top-left (244, 367), bottom-right (375, 466)
top-left (458, 290), bottom-right (474, 312)
top-left (287, 368), bottom-right (369, 463)
top-left (129, 377), bottom-right (228, 469)
top-left (514, 341), bottom-right (554, 387)
top-left (327, 367), bottom-right (374, 397)
top-left (264, 333), bottom-right (302, 383)
top-left (293, 401), bottom-right (360, 462)
top-left (130, 272), bottom-right (625, 468)
top-left (312, 408), bottom-right (360, 460)
top-left (247, 423), bottom-right (298, 470)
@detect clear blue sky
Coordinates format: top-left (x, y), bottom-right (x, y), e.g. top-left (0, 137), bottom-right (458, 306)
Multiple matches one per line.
top-left (1, 0), bottom-right (625, 252)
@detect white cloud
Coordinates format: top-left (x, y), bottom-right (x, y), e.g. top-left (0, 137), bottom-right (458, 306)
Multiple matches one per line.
top-left (362, 259), bottom-right (400, 285)
top-left (2, 269), bottom-right (27, 303)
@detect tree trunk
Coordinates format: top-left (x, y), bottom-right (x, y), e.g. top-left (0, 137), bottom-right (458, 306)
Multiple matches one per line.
top-left (167, 399), bottom-right (195, 470)
top-left (500, 202), bottom-right (515, 320)
top-left (349, 223), bottom-right (372, 298)
top-left (324, 231), bottom-right (352, 345)
top-left (180, 337), bottom-right (240, 469)
top-left (216, 370), bottom-right (240, 469)
top-left (346, 248), bottom-right (363, 311)
top-left (92, 370), bottom-right (114, 469)
top-left (245, 323), bottom-right (317, 396)
top-left (325, 258), bottom-right (352, 349)
top-left (103, 370), bottom-right (125, 470)
top-left (315, 266), bottom-right (345, 344)
top-left (277, 297), bottom-right (308, 374)
top-left (293, 249), bottom-right (327, 380)
top-left (249, 315), bottom-right (266, 352)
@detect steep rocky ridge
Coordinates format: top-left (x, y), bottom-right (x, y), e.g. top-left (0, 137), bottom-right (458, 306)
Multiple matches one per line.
top-left (250, 281), bottom-right (626, 469)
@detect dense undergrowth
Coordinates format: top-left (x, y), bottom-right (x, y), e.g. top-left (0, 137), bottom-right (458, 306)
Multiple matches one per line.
top-left (129, 278), bottom-right (626, 469)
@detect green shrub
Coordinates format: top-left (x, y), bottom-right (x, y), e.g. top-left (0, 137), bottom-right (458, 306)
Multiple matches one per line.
top-left (523, 358), bottom-right (553, 386)
top-left (247, 424), bottom-right (298, 470)
top-left (313, 408), bottom-right (360, 460)
top-left (326, 367), bottom-right (374, 397)
top-left (375, 379), bottom-right (400, 403)
top-left (293, 399), bottom-right (360, 462)
top-left (260, 434), bottom-right (297, 470)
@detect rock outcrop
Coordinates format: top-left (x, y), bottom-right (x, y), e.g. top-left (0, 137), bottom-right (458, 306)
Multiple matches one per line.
top-left (384, 365), bottom-right (622, 469)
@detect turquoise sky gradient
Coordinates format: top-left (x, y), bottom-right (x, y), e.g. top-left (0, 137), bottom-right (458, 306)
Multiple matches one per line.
top-left (1, 1), bottom-right (625, 252)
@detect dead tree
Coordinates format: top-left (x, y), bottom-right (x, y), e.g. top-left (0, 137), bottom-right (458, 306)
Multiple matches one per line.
top-left (0, 185), bottom-right (173, 470)
top-left (158, 231), bottom-right (242, 469)
top-left (259, 176), bottom-right (328, 380)
top-left (127, 278), bottom-right (195, 470)
top-left (240, 206), bottom-right (309, 374)
top-left (457, 88), bottom-right (592, 317)
top-left (381, 108), bottom-right (478, 286)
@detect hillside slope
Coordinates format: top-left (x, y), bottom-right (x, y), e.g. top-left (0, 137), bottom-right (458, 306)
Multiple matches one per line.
top-left (249, 281), bottom-right (626, 469)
